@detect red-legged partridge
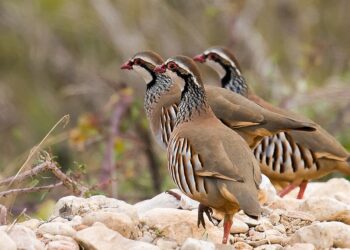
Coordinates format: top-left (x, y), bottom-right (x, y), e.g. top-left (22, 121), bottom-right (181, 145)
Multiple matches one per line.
top-left (194, 46), bottom-right (350, 199)
top-left (121, 51), bottom-right (316, 227)
top-left (155, 56), bottom-right (262, 244)
top-left (121, 51), bottom-right (316, 151)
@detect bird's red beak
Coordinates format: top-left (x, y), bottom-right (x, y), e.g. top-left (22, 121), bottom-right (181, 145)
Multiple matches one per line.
top-left (120, 60), bottom-right (133, 70)
top-left (154, 64), bottom-right (166, 73)
top-left (193, 54), bottom-right (206, 63)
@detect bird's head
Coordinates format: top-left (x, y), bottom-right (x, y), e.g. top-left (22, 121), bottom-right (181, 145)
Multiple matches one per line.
top-left (193, 46), bottom-right (242, 78)
top-left (155, 55), bottom-right (203, 90)
top-left (121, 51), bottom-right (164, 83)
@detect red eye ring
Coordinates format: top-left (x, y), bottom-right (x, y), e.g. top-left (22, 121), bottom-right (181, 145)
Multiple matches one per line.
top-left (167, 62), bottom-right (177, 70)
top-left (208, 53), bottom-right (218, 60)
top-left (134, 58), bottom-right (141, 65)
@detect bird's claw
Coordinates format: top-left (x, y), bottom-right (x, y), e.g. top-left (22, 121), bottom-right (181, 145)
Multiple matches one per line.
top-left (197, 204), bottom-right (214, 229)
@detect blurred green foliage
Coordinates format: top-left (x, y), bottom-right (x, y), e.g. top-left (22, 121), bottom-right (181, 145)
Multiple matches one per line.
top-left (0, 0), bottom-right (349, 216)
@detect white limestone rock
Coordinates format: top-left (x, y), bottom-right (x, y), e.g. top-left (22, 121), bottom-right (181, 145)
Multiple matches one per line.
top-left (38, 222), bottom-right (76, 237)
top-left (298, 197), bottom-right (350, 224)
top-left (233, 241), bottom-right (253, 250)
top-left (140, 208), bottom-right (223, 244)
top-left (180, 238), bottom-right (215, 250)
top-left (53, 195), bottom-right (138, 222)
top-left (285, 243), bottom-right (315, 250)
top-left (230, 219), bottom-right (249, 234)
top-left (156, 238), bottom-right (178, 250)
top-left (19, 218), bottom-right (41, 230)
top-left (82, 210), bottom-right (138, 238)
top-left (289, 221), bottom-right (350, 248)
top-left (47, 239), bottom-right (79, 250)
top-left (0, 230), bottom-right (16, 250)
top-left (134, 189), bottom-right (199, 215)
top-left (75, 222), bottom-right (159, 250)
top-left (6, 224), bottom-right (45, 250)
top-left (259, 174), bottom-right (278, 205)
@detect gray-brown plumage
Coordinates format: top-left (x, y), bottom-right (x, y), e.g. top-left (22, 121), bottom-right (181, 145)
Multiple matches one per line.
top-left (194, 46), bottom-right (350, 198)
top-left (158, 56), bottom-right (262, 244)
top-left (121, 51), bottom-right (316, 151)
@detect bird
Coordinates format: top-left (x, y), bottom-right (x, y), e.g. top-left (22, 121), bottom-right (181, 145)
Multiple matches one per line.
top-left (154, 55), bottom-right (262, 244)
top-left (120, 51), bottom-right (316, 151)
top-left (121, 51), bottom-right (316, 227)
top-left (193, 46), bottom-right (350, 199)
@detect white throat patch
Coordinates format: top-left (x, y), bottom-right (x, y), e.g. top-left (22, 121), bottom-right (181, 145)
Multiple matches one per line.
top-left (205, 60), bottom-right (226, 78)
top-left (133, 65), bottom-right (153, 83)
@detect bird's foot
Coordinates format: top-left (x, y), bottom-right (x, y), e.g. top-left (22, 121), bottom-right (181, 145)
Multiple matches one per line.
top-left (197, 203), bottom-right (214, 229)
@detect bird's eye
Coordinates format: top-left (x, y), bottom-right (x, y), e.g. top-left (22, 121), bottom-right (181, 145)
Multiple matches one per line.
top-left (208, 53), bottom-right (218, 61)
top-left (167, 62), bottom-right (177, 70)
top-left (134, 59), bottom-right (141, 65)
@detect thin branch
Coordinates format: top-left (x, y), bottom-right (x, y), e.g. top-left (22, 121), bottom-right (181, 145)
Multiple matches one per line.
top-left (0, 161), bottom-right (50, 187)
top-left (1, 160), bottom-right (89, 197)
top-left (47, 162), bottom-right (88, 196)
top-left (0, 182), bottom-right (63, 198)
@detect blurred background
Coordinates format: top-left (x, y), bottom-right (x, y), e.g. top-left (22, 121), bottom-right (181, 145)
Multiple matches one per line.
top-left (0, 0), bottom-right (349, 218)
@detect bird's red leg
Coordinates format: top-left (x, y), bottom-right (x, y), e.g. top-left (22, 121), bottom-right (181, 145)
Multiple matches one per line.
top-left (297, 180), bottom-right (308, 199)
top-left (278, 183), bottom-right (298, 198)
top-left (222, 214), bottom-right (233, 244)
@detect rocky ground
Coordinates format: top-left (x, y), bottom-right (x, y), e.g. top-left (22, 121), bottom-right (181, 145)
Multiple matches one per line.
top-left (1, 178), bottom-right (350, 250)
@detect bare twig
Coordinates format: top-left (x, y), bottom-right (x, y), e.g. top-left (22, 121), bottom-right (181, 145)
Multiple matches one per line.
top-left (0, 182), bottom-right (63, 198)
top-left (0, 161), bottom-right (50, 187)
top-left (1, 159), bottom-right (89, 198)
top-left (47, 161), bottom-right (88, 196)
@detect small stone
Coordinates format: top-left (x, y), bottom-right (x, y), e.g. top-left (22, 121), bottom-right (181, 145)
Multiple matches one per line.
top-left (265, 229), bottom-right (282, 237)
top-left (156, 238), bottom-right (178, 250)
top-left (140, 231), bottom-right (155, 243)
top-left (47, 240), bottom-right (79, 250)
top-left (273, 224), bottom-right (286, 234)
top-left (254, 244), bottom-right (283, 250)
top-left (231, 219), bottom-right (249, 233)
top-left (250, 231), bottom-right (265, 241)
top-left (285, 243), bottom-right (315, 250)
top-left (256, 220), bottom-right (273, 232)
top-left (233, 241), bottom-right (253, 249)
top-left (180, 238), bottom-right (215, 250)
top-left (38, 222), bottom-right (76, 237)
top-left (267, 235), bottom-right (288, 245)
top-left (235, 214), bottom-right (259, 227)
top-left (68, 215), bottom-right (82, 227)
top-left (0, 230), bottom-right (16, 250)
top-left (269, 212), bottom-right (280, 225)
